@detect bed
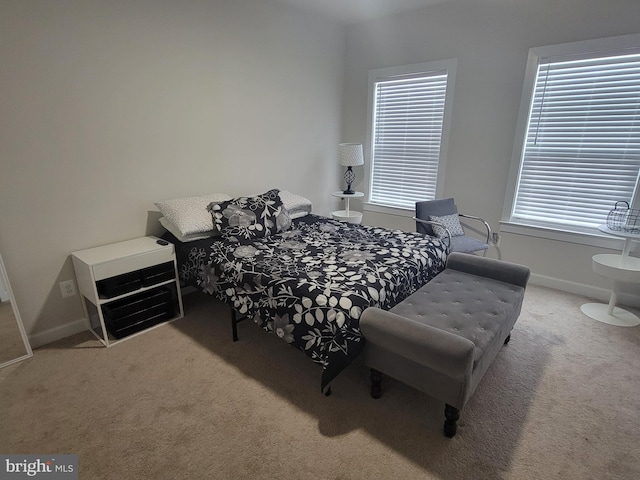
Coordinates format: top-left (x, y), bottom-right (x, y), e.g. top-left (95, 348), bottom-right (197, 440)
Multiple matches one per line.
top-left (156, 190), bottom-right (448, 393)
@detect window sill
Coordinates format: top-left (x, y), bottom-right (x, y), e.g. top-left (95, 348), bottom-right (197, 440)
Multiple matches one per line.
top-left (499, 221), bottom-right (632, 251)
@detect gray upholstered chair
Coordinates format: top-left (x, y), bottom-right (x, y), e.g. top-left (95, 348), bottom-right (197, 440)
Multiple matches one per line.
top-left (414, 198), bottom-right (492, 256)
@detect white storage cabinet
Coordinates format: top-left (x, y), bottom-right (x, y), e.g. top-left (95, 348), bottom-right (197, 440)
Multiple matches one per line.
top-left (72, 236), bottom-right (184, 347)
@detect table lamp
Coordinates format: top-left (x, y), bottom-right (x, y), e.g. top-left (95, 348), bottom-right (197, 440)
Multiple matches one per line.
top-left (338, 143), bottom-right (364, 195)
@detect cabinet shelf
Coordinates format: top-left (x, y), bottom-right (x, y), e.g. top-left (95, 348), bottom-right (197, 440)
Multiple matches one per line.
top-left (96, 278), bottom-right (177, 305)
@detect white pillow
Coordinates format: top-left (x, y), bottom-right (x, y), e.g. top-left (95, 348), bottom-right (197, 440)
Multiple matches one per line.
top-left (429, 213), bottom-right (465, 237)
top-left (159, 217), bottom-right (217, 242)
top-left (289, 210), bottom-right (310, 220)
top-left (154, 193), bottom-right (232, 236)
top-left (279, 190), bottom-right (312, 218)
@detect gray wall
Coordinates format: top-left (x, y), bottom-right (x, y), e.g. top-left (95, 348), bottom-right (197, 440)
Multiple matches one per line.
top-left (2, 0), bottom-right (639, 348)
top-left (0, 0), bottom-right (345, 346)
top-left (342, 0), bottom-right (640, 305)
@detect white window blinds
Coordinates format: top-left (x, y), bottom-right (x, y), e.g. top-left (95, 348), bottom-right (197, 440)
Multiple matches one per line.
top-left (370, 71), bottom-right (449, 210)
top-left (512, 52), bottom-right (640, 229)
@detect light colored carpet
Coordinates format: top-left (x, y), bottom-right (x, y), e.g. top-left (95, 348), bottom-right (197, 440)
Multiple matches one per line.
top-left (1, 285), bottom-right (639, 479)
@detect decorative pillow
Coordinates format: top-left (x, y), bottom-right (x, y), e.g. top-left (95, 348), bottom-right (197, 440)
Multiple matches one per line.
top-left (429, 213), bottom-right (465, 238)
top-left (158, 217), bottom-right (218, 243)
top-left (154, 193), bottom-right (232, 236)
top-left (207, 189), bottom-right (291, 240)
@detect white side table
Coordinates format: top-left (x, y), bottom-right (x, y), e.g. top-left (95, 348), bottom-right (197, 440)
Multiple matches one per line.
top-left (331, 191), bottom-right (364, 224)
top-left (72, 236), bottom-right (184, 346)
top-left (580, 225), bottom-right (640, 327)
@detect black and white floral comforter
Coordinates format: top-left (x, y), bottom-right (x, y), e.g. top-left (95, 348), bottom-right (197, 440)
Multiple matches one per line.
top-left (173, 215), bottom-right (448, 391)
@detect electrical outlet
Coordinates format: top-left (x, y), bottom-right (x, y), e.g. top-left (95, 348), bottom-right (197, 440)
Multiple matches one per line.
top-left (60, 279), bottom-right (76, 298)
top-left (491, 232), bottom-right (501, 247)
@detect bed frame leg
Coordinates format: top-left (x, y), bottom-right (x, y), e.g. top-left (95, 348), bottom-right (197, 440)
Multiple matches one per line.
top-left (370, 368), bottom-right (382, 399)
top-left (231, 308), bottom-right (239, 342)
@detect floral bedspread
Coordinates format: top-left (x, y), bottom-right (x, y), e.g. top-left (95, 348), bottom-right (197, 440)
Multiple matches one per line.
top-left (178, 215), bottom-right (448, 391)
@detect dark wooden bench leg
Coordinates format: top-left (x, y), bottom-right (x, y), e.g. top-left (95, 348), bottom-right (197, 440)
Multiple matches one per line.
top-left (444, 404), bottom-right (460, 438)
top-left (370, 368), bottom-right (383, 399)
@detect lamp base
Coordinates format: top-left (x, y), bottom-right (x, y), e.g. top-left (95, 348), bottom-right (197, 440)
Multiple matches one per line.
top-left (343, 167), bottom-right (356, 196)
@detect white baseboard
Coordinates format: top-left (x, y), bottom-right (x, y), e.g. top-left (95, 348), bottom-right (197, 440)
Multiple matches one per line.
top-left (28, 317), bottom-right (88, 349)
top-left (530, 274), bottom-right (640, 308)
top-left (27, 276), bottom-right (640, 348)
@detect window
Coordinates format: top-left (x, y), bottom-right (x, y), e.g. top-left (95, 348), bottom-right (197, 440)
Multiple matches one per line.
top-left (366, 60), bottom-right (456, 212)
top-left (505, 35), bottom-right (640, 237)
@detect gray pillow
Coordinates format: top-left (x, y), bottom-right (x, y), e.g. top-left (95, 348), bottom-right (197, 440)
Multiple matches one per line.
top-left (429, 213), bottom-right (465, 237)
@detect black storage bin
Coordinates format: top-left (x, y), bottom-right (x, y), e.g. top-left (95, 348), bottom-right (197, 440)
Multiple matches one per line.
top-left (105, 310), bottom-right (173, 339)
top-left (140, 261), bottom-right (175, 287)
top-left (102, 287), bottom-right (174, 339)
top-left (97, 271), bottom-right (141, 298)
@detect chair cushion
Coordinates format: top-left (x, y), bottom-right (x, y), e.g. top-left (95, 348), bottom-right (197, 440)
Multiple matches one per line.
top-left (450, 235), bottom-right (489, 254)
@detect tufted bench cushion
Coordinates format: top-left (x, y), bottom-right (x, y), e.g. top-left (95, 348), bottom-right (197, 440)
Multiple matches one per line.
top-left (391, 269), bottom-right (525, 374)
top-left (360, 252), bottom-right (530, 437)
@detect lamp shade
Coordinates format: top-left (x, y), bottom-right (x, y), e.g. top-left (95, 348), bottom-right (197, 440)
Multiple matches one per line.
top-left (338, 143), bottom-right (364, 167)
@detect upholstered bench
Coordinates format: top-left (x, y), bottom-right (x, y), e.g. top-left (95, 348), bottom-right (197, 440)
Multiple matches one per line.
top-left (360, 252), bottom-right (530, 437)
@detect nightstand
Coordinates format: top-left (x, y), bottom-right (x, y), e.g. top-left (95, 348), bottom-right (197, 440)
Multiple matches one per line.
top-left (72, 236), bottom-right (184, 347)
top-left (331, 191), bottom-right (364, 224)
